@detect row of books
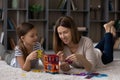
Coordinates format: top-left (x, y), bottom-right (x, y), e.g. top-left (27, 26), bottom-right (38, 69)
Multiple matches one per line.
top-left (109, 0), bottom-right (120, 11)
top-left (0, 31), bottom-right (15, 50)
top-left (0, 11), bottom-right (15, 29)
top-left (7, 17), bottom-right (16, 49)
top-left (7, 17), bottom-right (17, 30)
top-left (57, 0), bottom-right (77, 11)
top-left (0, 10), bottom-right (16, 49)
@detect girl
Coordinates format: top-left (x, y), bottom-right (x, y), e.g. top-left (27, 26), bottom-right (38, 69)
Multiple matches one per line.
top-left (10, 22), bottom-right (44, 71)
top-left (53, 16), bottom-right (116, 72)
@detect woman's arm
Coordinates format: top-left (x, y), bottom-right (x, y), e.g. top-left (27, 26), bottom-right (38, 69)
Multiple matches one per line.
top-left (65, 37), bottom-right (97, 72)
top-left (57, 51), bottom-right (71, 71)
top-left (66, 54), bottom-right (92, 72)
top-left (76, 54), bottom-right (93, 71)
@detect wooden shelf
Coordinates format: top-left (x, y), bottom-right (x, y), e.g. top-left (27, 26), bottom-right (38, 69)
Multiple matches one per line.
top-left (1, 0), bottom-right (120, 50)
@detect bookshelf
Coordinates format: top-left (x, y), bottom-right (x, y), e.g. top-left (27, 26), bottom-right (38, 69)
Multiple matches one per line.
top-left (90, 0), bottom-right (120, 42)
top-left (2, 0), bottom-right (47, 50)
top-left (47, 0), bottom-right (89, 50)
top-left (111, 0), bottom-right (120, 50)
top-left (89, 0), bottom-right (108, 42)
top-left (27, 0), bottom-right (47, 49)
top-left (47, 0), bottom-right (67, 50)
top-left (3, 0), bottom-right (27, 50)
top-left (109, 0), bottom-right (120, 38)
top-left (69, 0), bottom-right (89, 36)
top-left (1, 0), bottom-right (120, 50)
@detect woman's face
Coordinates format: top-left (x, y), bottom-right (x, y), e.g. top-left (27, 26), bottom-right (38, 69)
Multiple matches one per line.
top-left (57, 26), bottom-right (72, 45)
top-left (21, 28), bottom-right (38, 46)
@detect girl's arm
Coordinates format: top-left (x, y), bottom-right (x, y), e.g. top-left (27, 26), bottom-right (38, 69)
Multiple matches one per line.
top-left (16, 56), bottom-right (31, 71)
top-left (16, 50), bottom-right (38, 71)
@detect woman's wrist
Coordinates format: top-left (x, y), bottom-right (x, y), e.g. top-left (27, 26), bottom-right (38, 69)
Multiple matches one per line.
top-left (60, 62), bottom-right (71, 71)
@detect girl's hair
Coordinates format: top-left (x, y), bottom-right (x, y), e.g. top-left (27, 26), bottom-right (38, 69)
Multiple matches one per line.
top-left (53, 16), bottom-right (81, 53)
top-left (16, 22), bottom-right (34, 59)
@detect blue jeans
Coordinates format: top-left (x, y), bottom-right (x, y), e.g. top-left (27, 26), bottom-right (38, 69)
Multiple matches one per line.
top-left (95, 33), bottom-right (114, 64)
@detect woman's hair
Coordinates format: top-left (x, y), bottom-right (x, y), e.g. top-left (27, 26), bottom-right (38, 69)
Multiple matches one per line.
top-left (53, 16), bottom-right (81, 53)
top-left (16, 22), bottom-right (34, 59)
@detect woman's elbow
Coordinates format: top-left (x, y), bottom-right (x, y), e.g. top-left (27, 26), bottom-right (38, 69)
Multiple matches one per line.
top-left (85, 63), bottom-right (93, 72)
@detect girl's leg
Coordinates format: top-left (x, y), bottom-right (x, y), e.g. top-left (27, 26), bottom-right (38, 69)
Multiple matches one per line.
top-left (4, 51), bottom-right (15, 65)
top-left (0, 43), bottom-right (6, 60)
top-left (0, 43), bottom-right (14, 65)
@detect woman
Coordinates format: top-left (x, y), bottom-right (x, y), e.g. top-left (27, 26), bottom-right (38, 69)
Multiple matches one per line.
top-left (53, 16), bottom-right (115, 72)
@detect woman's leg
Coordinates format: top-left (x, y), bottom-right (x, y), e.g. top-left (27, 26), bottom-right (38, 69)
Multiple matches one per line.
top-left (95, 33), bottom-right (114, 64)
top-left (95, 37), bottom-right (105, 52)
top-left (101, 33), bottom-right (114, 64)
top-left (95, 21), bottom-right (115, 64)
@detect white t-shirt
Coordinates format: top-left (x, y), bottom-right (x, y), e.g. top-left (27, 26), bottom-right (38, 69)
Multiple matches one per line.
top-left (63, 36), bottom-right (105, 71)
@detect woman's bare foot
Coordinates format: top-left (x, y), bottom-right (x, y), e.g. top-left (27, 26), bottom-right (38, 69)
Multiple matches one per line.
top-left (104, 21), bottom-right (115, 33)
top-left (104, 21), bottom-right (116, 37)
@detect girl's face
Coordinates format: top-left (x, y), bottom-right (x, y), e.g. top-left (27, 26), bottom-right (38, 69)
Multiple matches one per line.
top-left (21, 28), bottom-right (38, 46)
top-left (57, 26), bottom-right (72, 45)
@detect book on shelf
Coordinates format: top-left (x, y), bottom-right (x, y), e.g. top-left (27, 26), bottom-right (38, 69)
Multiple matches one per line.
top-left (70, 0), bottom-right (77, 11)
top-left (57, 0), bottom-right (67, 9)
top-left (39, 37), bottom-right (44, 46)
top-left (9, 37), bottom-right (16, 50)
top-left (10, 18), bottom-right (17, 29)
top-left (7, 17), bottom-right (16, 30)
top-left (109, 0), bottom-right (113, 11)
top-left (115, 0), bottom-right (118, 11)
top-left (77, 27), bottom-right (87, 31)
top-left (0, 9), bottom-right (3, 20)
top-left (0, 32), bottom-right (4, 44)
top-left (0, 9), bottom-right (2, 19)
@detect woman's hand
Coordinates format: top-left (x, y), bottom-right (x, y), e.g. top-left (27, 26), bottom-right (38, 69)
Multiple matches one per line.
top-left (26, 50), bottom-right (38, 61)
top-left (66, 53), bottom-right (92, 72)
top-left (60, 62), bottom-right (71, 71)
top-left (65, 53), bottom-right (83, 63)
top-left (57, 51), bottom-right (66, 62)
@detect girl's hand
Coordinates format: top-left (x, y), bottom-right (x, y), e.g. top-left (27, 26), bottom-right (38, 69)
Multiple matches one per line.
top-left (57, 51), bottom-right (66, 62)
top-left (26, 50), bottom-right (38, 61)
top-left (60, 62), bottom-right (71, 71)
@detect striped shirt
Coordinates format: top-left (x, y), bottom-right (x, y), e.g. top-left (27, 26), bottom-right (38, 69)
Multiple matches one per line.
top-left (10, 42), bottom-right (44, 69)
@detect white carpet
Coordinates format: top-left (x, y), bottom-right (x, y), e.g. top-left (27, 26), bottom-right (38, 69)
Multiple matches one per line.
top-left (0, 59), bottom-right (120, 80)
